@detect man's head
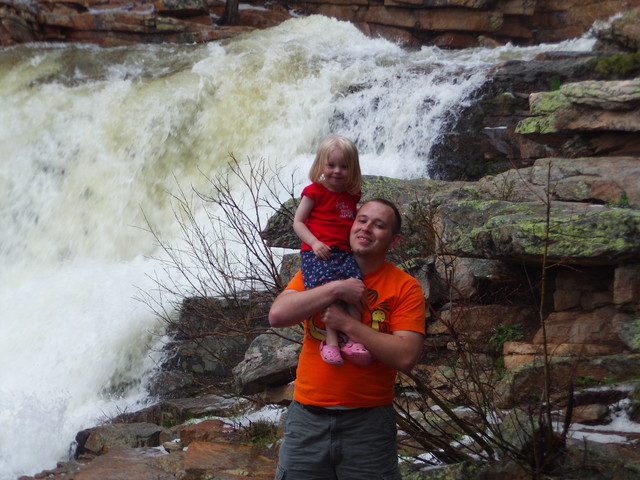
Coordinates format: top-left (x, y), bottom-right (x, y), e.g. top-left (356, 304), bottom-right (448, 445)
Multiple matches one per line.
top-left (349, 199), bottom-right (402, 264)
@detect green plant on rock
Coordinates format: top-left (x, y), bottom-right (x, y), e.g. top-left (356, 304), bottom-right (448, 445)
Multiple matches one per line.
top-left (489, 323), bottom-right (524, 353)
top-left (235, 420), bottom-right (281, 449)
top-left (593, 50), bottom-right (640, 78)
top-left (548, 75), bottom-right (563, 91)
top-left (607, 192), bottom-right (631, 209)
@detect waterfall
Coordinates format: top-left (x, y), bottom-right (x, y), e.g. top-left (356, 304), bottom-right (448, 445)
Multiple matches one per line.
top-left (0, 15), bottom-right (596, 479)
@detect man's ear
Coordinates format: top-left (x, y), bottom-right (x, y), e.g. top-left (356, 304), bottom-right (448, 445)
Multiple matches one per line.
top-left (390, 234), bottom-right (403, 249)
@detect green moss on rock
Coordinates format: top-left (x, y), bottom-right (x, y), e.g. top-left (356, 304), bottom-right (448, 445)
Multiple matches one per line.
top-left (529, 90), bottom-right (570, 115)
top-left (437, 200), bottom-right (640, 263)
top-left (515, 114), bottom-right (558, 135)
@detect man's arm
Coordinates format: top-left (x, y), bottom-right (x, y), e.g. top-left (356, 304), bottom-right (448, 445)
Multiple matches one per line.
top-left (268, 277), bottom-right (367, 328)
top-left (322, 304), bottom-right (424, 374)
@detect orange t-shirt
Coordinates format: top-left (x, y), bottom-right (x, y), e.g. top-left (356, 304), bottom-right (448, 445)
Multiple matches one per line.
top-left (287, 261), bottom-right (426, 408)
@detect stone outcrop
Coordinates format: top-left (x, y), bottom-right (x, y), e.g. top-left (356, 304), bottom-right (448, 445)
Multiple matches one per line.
top-left (0, 0), bottom-right (290, 46)
top-left (429, 55), bottom-right (640, 180)
top-left (22, 408), bottom-right (278, 480)
top-left (284, 0), bottom-right (640, 48)
top-left (231, 325), bottom-right (302, 395)
top-left (255, 72), bottom-right (640, 412)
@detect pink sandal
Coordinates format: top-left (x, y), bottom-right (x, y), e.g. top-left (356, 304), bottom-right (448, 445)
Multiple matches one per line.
top-left (340, 343), bottom-right (372, 366)
top-left (320, 340), bottom-right (344, 366)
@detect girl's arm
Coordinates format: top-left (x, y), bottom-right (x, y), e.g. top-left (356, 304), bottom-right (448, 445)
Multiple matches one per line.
top-left (293, 195), bottom-right (331, 260)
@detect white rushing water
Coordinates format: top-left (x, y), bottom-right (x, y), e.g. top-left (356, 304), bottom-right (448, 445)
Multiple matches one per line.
top-left (0, 15), bottom-right (596, 479)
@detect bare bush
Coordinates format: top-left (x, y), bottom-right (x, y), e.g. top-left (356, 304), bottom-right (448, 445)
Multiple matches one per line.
top-left (140, 155), bottom-right (299, 391)
top-left (395, 162), bottom-right (577, 479)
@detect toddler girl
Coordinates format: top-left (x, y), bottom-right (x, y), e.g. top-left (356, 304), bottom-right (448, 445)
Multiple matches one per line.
top-left (293, 135), bottom-right (371, 366)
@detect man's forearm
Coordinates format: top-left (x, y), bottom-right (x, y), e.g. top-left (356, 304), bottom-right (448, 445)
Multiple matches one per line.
top-left (269, 278), bottom-right (367, 328)
top-left (268, 283), bottom-right (339, 328)
top-left (323, 304), bottom-right (424, 373)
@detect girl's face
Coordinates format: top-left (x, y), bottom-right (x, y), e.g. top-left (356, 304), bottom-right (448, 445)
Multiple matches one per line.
top-left (322, 148), bottom-right (350, 192)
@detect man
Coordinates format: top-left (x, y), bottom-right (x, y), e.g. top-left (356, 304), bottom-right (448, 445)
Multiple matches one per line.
top-left (269, 198), bottom-right (426, 480)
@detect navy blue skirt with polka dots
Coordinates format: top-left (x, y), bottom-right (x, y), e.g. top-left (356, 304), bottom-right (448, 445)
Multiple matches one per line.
top-left (301, 248), bottom-right (362, 290)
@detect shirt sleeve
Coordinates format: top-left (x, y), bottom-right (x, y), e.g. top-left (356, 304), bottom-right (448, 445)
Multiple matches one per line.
top-left (301, 183), bottom-right (322, 202)
top-left (389, 279), bottom-right (426, 335)
top-left (286, 270), bottom-right (304, 292)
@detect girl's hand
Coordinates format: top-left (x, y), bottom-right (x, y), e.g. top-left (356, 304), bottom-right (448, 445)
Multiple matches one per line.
top-left (312, 241), bottom-right (331, 260)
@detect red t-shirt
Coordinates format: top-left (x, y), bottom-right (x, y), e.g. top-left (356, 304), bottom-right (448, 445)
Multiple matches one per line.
top-left (287, 262), bottom-right (426, 408)
top-left (300, 183), bottom-right (361, 252)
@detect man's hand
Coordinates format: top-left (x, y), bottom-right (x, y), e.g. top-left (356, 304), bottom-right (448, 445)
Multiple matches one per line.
top-left (322, 303), bottom-right (350, 330)
top-left (335, 278), bottom-right (367, 310)
top-left (321, 301), bottom-right (424, 374)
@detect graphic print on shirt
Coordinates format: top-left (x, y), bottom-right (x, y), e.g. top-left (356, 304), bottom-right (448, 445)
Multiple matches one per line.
top-left (336, 200), bottom-right (355, 220)
top-left (307, 288), bottom-right (391, 342)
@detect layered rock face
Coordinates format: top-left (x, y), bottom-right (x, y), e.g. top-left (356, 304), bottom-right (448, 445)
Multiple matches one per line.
top-left (0, 0), bottom-right (290, 46)
top-left (289, 0), bottom-right (640, 48)
top-left (2, 0), bottom-right (640, 47)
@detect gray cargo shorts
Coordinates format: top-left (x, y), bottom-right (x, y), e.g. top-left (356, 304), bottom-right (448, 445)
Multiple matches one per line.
top-left (274, 400), bottom-right (402, 480)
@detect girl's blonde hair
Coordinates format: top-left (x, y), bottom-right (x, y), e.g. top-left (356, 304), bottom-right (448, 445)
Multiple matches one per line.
top-left (308, 135), bottom-right (362, 195)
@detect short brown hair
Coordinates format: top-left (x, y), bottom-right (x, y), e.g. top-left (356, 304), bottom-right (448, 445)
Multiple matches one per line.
top-left (361, 198), bottom-right (402, 234)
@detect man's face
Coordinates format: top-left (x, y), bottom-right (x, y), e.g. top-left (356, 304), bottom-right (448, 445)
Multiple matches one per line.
top-left (350, 201), bottom-right (400, 258)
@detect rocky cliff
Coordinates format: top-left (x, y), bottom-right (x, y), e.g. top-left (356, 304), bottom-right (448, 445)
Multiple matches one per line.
top-left (2, 0), bottom-right (640, 48)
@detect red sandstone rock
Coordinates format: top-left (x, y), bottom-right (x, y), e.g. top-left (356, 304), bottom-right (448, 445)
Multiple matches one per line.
top-left (180, 419), bottom-right (233, 445)
top-left (3, 0), bottom-right (640, 47)
top-left (532, 306), bottom-right (627, 347)
top-left (503, 341), bottom-right (621, 369)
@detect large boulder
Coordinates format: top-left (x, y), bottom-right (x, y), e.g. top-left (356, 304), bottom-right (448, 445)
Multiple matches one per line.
top-left (435, 199), bottom-right (640, 265)
top-left (77, 423), bottom-right (172, 456)
top-left (519, 79), bottom-right (640, 133)
top-left (478, 157), bottom-right (640, 209)
top-left (516, 78), bottom-right (640, 157)
top-left (595, 7), bottom-right (640, 51)
top-left (232, 326), bottom-right (303, 395)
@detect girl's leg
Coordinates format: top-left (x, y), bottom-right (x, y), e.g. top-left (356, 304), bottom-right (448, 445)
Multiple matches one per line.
top-left (340, 303), bottom-right (371, 366)
top-left (320, 325), bottom-right (343, 365)
top-left (321, 307), bottom-right (343, 365)
top-left (325, 325), bottom-right (339, 347)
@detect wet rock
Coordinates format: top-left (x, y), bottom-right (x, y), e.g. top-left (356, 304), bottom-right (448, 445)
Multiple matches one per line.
top-left (78, 423), bottom-right (173, 456)
top-left (72, 447), bottom-right (174, 480)
top-left (156, 441), bottom-right (276, 480)
top-left (595, 7), bottom-right (640, 52)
